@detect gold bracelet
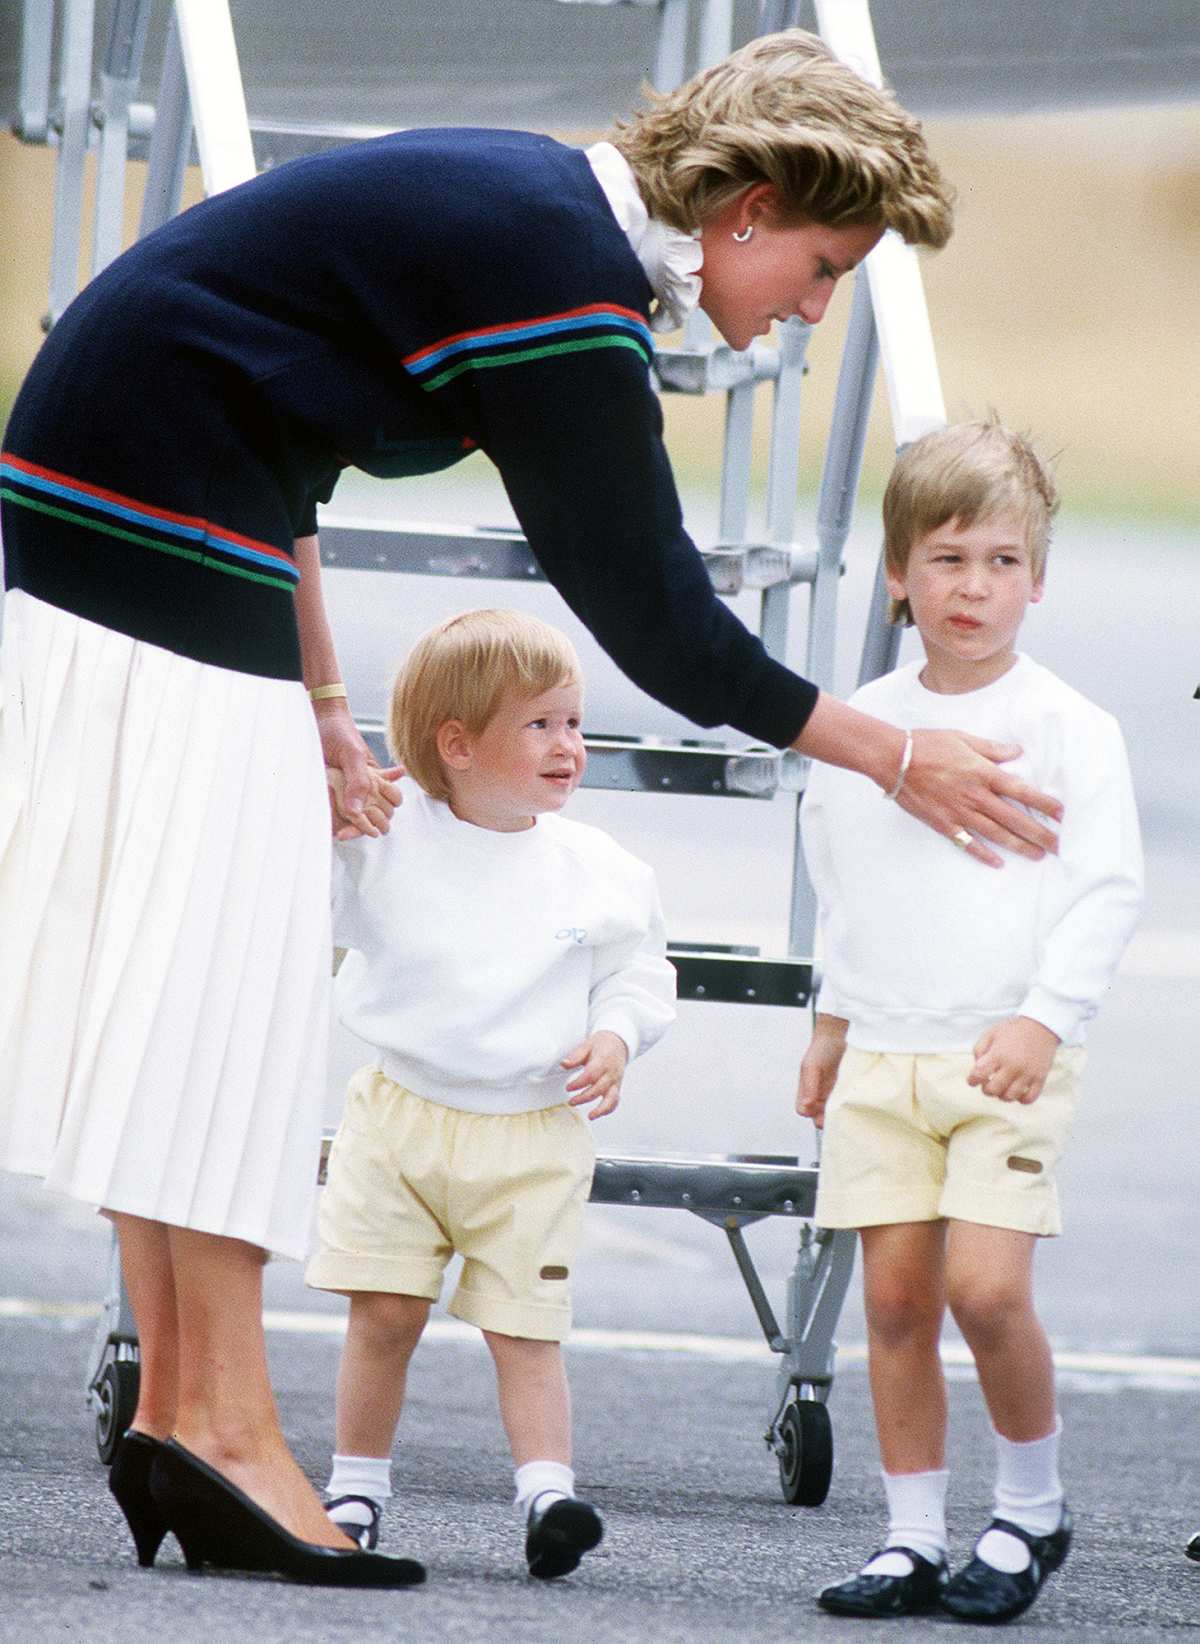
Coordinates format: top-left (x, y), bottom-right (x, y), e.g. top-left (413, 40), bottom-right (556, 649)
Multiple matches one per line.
top-left (308, 683), bottom-right (348, 702)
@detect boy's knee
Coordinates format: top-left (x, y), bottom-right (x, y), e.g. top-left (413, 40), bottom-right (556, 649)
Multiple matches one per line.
top-left (864, 1276), bottom-right (942, 1345)
top-left (351, 1291), bottom-right (429, 1351)
top-left (947, 1273), bottom-right (1031, 1342)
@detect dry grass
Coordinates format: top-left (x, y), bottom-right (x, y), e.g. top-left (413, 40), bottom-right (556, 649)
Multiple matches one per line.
top-left (1, 104), bottom-right (1196, 520)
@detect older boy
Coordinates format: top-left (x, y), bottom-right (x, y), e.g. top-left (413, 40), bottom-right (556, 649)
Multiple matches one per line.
top-left (306, 608), bottom-right (674, 1578)
top-left (798, 421), bottom-right (1142, 1624)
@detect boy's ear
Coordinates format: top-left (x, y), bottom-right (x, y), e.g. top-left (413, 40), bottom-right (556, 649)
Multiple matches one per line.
top-left (884, 566), bottom-right (908, 604)
top-left (1030, 574), bottom-right (1046, 605)
top-left (436, 719), bottom-right (473, 771)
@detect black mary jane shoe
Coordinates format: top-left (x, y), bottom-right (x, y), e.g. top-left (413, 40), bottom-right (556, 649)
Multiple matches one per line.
top-left (325, 1493), bottom-right (382, 1551)
top-left (525, 1496), bottom-right (604, 1580)
top-left (108, 1430), bottom-right (170, 1567)
top-left (817, 1547), bottom-right (950, 1617)
top-left (148, 1439), bottom-right (425, 1586)
top-left (1186, 1529), bottom-right (1200, 1562)
top-left (940, 1509), bottom-right (1072, 1624)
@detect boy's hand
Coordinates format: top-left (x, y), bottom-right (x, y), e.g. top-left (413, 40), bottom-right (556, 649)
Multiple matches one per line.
top-left (969, 1016), bottom-right (1060, 1104)
top-left (325, 760), bottom-right (405, 841)
top-left (315, 696), bottom-right (404, 839)
top-left (562, 1030), bottom-right (628, 1119)
top-left (796, 1014), bottom-right (849, 1129)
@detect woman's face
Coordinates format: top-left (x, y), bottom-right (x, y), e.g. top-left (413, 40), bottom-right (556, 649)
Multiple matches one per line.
top-left (698, 184), bottom-right (883, 351)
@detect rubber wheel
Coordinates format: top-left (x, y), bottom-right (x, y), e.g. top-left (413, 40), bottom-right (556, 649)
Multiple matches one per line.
top-left (95, 1359), bottom-right (140, 1465)
top-left (777, 1397), bottom-right (833, 1507)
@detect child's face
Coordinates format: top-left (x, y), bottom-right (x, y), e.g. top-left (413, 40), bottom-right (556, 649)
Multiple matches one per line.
top-left (443, 680), bottom-right (586, 832)
top-left (886, 509), bottom-right (1043, 692)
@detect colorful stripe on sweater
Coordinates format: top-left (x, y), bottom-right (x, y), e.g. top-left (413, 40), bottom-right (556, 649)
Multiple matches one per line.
top-left (403, 303), bottom-right (654, 392)
top-left (0, 454), bottom-right (300, 592)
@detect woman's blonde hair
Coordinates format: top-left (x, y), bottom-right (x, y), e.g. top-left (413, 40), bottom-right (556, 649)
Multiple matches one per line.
top-left (883, 419), bottom-right (1060, 626)
top-left (388, 609), bottom-right (583, 801)
top-left (607, 28), bottom-right (952, 246)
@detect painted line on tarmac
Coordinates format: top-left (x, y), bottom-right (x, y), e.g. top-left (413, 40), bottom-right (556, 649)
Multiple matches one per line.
top-left (5, 1294), bottom-right (1200, 1390)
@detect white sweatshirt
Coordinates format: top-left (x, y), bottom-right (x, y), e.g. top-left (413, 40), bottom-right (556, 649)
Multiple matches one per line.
top-left (801, 654), bottom-right (1143, 1051)
top-left (332, 786), bottom-right (676, 1112)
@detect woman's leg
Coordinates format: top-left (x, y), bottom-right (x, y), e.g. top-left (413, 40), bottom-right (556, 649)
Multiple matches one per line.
top-left (109, 1212), bottom-right (179, 1440)
top-left (482, 1332), bottom-right (571, 1466)
top-left (860, 1221), bottom-right (949, 1474)
top-left (167, 1225), bottom-right (354, 1548)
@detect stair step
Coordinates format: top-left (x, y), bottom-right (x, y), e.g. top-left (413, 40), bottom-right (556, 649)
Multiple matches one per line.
top-left (356, 723), bottom-right (806, 800)
top-left (320, 517), bottom-right (817, 592)
top-left (589, 1153), bottom-right (818, 1218)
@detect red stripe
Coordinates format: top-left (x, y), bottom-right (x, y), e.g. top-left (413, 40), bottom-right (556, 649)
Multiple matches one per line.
top-left (402, 303), bottom-right (649, 369)
top-left (2, 452), bottom-right (296, 569)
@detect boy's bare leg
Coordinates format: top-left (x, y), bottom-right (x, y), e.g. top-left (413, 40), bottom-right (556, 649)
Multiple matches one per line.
top-left (109, 1211), bottom-right (179, 1440)
top-left (860, 1221), bottom-right (949, 1472)
top-left (482, 1332), bottom-right (571, 1465)
top-left (335, 1292), bottom-right (430, 1456)
top-left (168, 1225), bottom-right (355, 1548)
top-left (944, 1221), bottom-right (1054, 1439)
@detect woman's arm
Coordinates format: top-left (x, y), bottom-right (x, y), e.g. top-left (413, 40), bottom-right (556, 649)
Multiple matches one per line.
top-left (792, 692), bottom-right (1062, 868)
top-left (293, 533), bottom-right (401, 838)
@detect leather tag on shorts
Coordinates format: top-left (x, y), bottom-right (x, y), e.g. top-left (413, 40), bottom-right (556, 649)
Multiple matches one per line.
top-left (540, 1265), bottom-right (569, 1281)
top-left (1006, 1155), bottom-right (1043, 1175)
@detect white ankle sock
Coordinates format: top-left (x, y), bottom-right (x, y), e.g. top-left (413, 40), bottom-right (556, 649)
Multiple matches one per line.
top-left (977, 1420), bottom-right (1064, 1572)
top-left (514, 1460), bottom-right (575, 1522)
top-left (861, 1468), bottom-right (949, 1574)
top-left (326, 1453), bottom-right (393, 1528)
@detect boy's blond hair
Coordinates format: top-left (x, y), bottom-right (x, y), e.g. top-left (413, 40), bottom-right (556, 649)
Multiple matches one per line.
top-left (883, 419), bottom-right (1060, 626)
top-left (607, 28), bottom-right (952, 248)
top-left (389, 609), bottom-right (583, 801)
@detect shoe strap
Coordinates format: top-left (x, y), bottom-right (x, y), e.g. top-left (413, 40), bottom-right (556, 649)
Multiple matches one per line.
top-left (327, 1493), bottom-right (381, 1520)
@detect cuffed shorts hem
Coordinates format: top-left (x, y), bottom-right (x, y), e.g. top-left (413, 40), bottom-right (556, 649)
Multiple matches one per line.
top-left (938, 1182), bottom-right (1061, 1238)
top-left (449, 1284), bottom-right (571, 1342)
top-left (814, 1188), bottom-right (942, 1229)
top-left (304, 1251), bottom-right (443, 1300)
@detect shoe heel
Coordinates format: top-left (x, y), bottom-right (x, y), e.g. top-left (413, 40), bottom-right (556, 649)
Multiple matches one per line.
top-left (108, 1431), bottom-right (169, 1568)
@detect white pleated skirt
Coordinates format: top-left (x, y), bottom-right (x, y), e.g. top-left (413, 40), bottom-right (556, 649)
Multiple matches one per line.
top-left (0, 589), bottom-right (332, 1260)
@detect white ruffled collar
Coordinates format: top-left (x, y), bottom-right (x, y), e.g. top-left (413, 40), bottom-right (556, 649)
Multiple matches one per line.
top-left (585, 141), bottom-right (703, 333)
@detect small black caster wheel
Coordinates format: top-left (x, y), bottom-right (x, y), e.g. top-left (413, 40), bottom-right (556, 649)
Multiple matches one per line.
top-left (95, 1359), bottom-right (140, 1465)
top-left (778, 1397), bottom-right (833, 1506)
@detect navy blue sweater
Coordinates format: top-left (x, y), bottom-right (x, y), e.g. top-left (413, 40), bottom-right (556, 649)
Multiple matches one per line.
top-left (1, 128), bottom-right (817, 744)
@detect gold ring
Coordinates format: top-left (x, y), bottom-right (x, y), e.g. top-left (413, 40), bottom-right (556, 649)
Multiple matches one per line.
top-left (951, 828), bottom-right (973, 850)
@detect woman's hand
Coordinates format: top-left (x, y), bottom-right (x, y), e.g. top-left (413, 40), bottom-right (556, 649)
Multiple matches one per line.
top-left (316, 700), bottom-right (403, 840)
top-left (791, 697), bottom-right (1062, 871)
top-left (894, 729), bottom-right (1062, 868)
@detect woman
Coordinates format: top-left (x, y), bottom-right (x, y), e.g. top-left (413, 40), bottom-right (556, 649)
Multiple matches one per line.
top-left (0, 28), bottom-right (1060, 1583)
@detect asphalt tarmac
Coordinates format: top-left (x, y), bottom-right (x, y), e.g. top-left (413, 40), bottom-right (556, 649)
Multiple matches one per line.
top-left (2, 1199), bottom-right (1200, 1644)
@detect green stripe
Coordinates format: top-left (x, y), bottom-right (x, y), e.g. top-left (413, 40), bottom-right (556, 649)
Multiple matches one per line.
top-left (0, 487), bottom-right (296, 594)
top-left (421, 332), bottom-right (650, 392)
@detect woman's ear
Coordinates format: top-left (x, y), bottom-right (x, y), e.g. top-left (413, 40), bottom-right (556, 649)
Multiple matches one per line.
top-left (737, 180), bottom-right (780, 233)
top-left (436, 719), bottom-right (473, 772)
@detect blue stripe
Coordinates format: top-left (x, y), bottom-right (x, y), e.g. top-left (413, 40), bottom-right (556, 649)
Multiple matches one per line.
top-left (0, 463), bottom-right (299, 581)
top-left (409, 311), bottom-right (653, 376)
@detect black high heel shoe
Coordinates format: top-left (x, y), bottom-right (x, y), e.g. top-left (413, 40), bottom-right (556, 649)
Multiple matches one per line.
top-left (108, 1430), bottom-right (170, 1567)
top-left (148, 1439), bottom-right (426, 1587)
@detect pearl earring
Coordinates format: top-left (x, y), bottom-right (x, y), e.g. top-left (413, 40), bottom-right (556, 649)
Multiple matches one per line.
top-left (732, 225), bottom-right (753, 243)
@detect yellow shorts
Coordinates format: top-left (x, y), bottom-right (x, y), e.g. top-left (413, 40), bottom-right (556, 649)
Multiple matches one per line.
top-left (305, 1066), bottom-right (595, 1341)
top-left (815, 1046), bottom-right (1086, 1237)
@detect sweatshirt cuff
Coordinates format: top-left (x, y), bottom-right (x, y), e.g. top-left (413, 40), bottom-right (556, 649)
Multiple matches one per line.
top-left (590, 1011), bottom-right (640, 1061)
top-left (1017, 985), bottom-right (1085, 1045)
top-left (733, 661), bottom-right (819, 749)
